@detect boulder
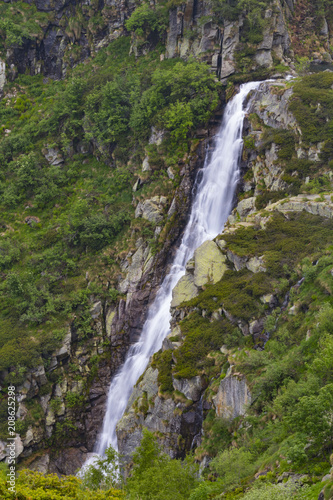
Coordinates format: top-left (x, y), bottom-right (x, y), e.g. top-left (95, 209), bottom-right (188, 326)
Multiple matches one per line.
top-left (31, 365), bottom-right (48, 386)
top-left (43, 146), bottom-right (64, 166)
top-left (90, 301), bottom-right (102, 319)
top-left (171, 274), bottom-right (198, 308)
top-left (236, 197), bottom-right (257, 218)
top-left (14, 435), bottom-right (24, 458)
top-left (193, 240), bottom-right (228, 287)
top-left (246, 255), bottom-right (266, 273)
top-left (142, 156), bottom-right (150, 172)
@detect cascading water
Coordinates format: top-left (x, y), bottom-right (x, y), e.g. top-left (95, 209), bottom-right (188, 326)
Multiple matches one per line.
top-left (90, 80), bottom-right (262, 460)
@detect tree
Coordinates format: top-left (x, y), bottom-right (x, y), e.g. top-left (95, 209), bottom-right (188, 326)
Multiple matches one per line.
top-left (126, 429), bottom-right (200, 500)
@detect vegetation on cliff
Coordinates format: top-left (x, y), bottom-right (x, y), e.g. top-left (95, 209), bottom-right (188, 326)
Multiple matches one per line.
top-left (0, 0), bottom-right (333, 498)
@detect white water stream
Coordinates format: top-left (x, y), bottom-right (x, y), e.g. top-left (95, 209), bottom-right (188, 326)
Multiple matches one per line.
top-left (88, 80), bottom-right (262, 461)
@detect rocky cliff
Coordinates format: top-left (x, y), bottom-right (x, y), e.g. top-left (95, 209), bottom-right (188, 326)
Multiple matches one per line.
top-left (116, 73), bottom-right (333, 473)
top-left (0, 0), bottom-right (333, 488)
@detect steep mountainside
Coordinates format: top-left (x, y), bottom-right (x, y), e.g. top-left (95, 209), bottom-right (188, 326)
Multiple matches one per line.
top-left (0, 0), bottom-right (333, 498)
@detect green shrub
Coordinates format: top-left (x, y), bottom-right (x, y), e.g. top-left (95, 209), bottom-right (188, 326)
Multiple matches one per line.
top-left (125, 3), bottom-right (167, 37)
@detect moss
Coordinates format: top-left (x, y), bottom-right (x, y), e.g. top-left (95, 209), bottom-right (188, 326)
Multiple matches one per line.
top-left (255, 191), bottom-right (287, 210)
top-left (185, 270), bottom-right (269, 321)
top-left (174, 313), bottom-right (235, 378)
top-left (151, 349), bottom-right (174, 394)
top-left (289, 73), bottom-right (333, 145)
top-left (223, 212), bottom-right (333, 277)
top-left (260, 128), bottom-right (296, 161)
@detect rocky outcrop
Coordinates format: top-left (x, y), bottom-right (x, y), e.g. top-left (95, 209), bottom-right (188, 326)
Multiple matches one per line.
top-left (171, 240), bottom-right (228, 307)
top-left (5, 113), bottom-right (217, 473)
top-left (212, 374), bottom-right (251, 420)
top-left (1, 0), bottom-right (137, 81)
top-left (164, 0), bottom-right (292, 81)
top-left (266, 193), bottom-right (333, 219)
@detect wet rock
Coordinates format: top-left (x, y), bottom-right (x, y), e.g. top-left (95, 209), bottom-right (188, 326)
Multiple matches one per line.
top-left (213, 374), bottom-right (251, 420)
top-left (126, 367), bottom-right (158, 411)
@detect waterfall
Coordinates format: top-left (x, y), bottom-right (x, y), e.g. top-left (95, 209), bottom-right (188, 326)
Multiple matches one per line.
top-left (90, 80), bottom-right (262, 459)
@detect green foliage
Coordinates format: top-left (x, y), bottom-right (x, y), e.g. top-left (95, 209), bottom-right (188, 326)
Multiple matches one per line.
top-left (289, 72), bottom-right (333, 147)
top-left (126, 429), bottom-right (200, 500)
top-left (0, 2), bottom-right (48, 49)
top-left (125, 3), bottom-right (168, 37)
top-left (211, 447), bottom-right (256, 489)
top-left (185, 270), bottom-right (270, 321)
top-left (174, 314), bottom-right (237, 378)
top-left (0, 467), bottom-right (125, 499)
top-left (130, 60), bottom-right (220, 146)
top-left (241, 481), bottom-right (299, 500)
top-left (81, 446), bottom-right (122, 491)
top-left (65, 392), bottom-right (86, 409)
top-left (151, 349), bottom-right (174, 393)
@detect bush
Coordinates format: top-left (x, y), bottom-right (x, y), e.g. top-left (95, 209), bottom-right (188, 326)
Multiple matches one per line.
top-left (125, 3), bottom-right (167, 37)
top-left (210, 447), bottom-right (256, 488)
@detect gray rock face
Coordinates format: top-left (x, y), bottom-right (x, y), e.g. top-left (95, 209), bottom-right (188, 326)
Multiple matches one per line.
top-left (4, 0), bottom-right (137, 80)
top-left (173, 376), bottom-right (204, 402)
top-left (249, 83), bottom-right (296, 130)
top-left (213, 374), bottom-right (251, 420)
top-left (266, 194), bottom-right (333, 219)
top-left (135, 197), bottom-right (165, 224)
top-left (220, 19), bottom-right (240, 79)
top-left (0, 60), bottom-right (6, 93)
